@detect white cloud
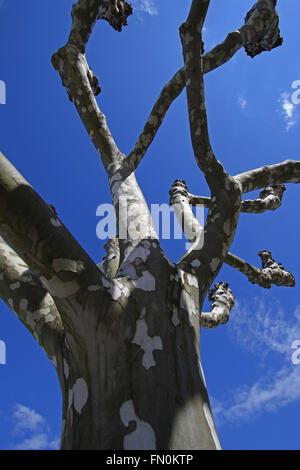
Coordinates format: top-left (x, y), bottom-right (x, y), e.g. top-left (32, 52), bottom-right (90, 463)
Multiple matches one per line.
top-left (279, 92), bottom-right (297, 130)
top-left (211, 299), bottom-right (300, 427)
top-left (12, 404), bottom-right (45, 433)
top-left (213, 366), bottom-right (300, 426)
top-left (131, 0), bottom-right (158, 15)
top-left (238, 95), bottom-right (247, 110)
top-left (9, 404), bottom-right (59, 450)
top-left (14, 433), bottom-right (60, 451)
top-left (228, 298), bottom-right (300, 358)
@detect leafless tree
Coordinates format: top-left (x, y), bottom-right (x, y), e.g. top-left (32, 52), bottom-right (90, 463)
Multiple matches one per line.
top-left (0, 0), bottom-right (298, 450)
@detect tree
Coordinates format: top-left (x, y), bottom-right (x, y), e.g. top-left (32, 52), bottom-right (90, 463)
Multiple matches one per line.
top-left (0, 0), bottom-right (299, 450)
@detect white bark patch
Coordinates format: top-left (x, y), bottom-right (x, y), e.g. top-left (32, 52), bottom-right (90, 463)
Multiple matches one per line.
top-left (133, 318), bottom-right (162, 370)
top-left (50, 218), bottom-right (62, 227)
top-left (73, 378), bottom-right (88, 414)
top-left (102, 277), bottom-right (123, 301)
top-left (180, 290), bottom-right (197, 318)
top-left (68, 378), bottom-right (89, 415)
top-left (19, 297), bottom-right (56, 331)
top-left (40, 275), bottom-right (80, 299)
top-left (191, 259), bottom-right (201, 268)
top-left (88, 284), bottom-right (101, 292)
top-left (172, 305), bottom-right (180, 327)
top-left (223, 219), bottom-right (231, 237)
top-left (209, 258), bottom-right (219, 272)
top-left (63, 359), bottom-right (69, 380)
top-left (0, 243), bottom-right (28, 276)
top-left (9, 281), bottom-right (20, 290)
top-left (125, 246), bottom-right (151, 264)
top-left (131, 271), bottom-right (156, 292)
top-left (53, 258), bottom-right (84, 274)
top-left (120, 400), bottom-right (156, 450)
top-left (203, 402), bottom-right (222, 450)
top-left (186, 274), bottom-right (198, 288)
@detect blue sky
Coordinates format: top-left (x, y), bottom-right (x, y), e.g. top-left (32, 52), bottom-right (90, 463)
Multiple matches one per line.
top-left (0, 0), bottom-right (300, 450)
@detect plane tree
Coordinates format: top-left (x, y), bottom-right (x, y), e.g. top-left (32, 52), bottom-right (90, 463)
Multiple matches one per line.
top-left (0, 0), bottom-right (298, 449)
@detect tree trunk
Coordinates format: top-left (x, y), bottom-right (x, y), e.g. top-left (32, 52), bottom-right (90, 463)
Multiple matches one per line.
top-left (58, 244), bottom-right (219, 450)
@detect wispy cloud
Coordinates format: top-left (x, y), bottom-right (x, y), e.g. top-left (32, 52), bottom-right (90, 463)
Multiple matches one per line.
top-left (9, 404), bottom-right (59, 450)
top-left (212, 298), bottom-right (300, 427)
top-left (12, 404), bottom-right (45, 433)
top-left (278, 92), bottom-right (297, 130)
top-left (237, 95), bottom-right (247, 110)
top-left (131, 0), bottom-right (158, 16)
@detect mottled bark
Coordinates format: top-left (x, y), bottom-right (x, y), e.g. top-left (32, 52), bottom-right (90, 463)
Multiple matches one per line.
top-left (201, 282), bottom-right (235, 329)
top-left (225, 251), bottom-right (295, 289)
top-left (0, 235), bottom-right (63, 361)
top-left (188, 184), bottom-right (286, 214)
top-left (0, 0), bottom-right (298, 451)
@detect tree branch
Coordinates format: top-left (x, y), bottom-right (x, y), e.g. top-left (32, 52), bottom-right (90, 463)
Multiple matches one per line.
top-left (126, 0), bottom-right (282, 170)
top-left (225, 250), bottom-right (295, 289)
top-left (52, 0), bottom-right (132, 171)
top-left (235, 160), bottom-right (300, 194)
top-left (200, 282), bottom-right (235, 329)
top-left (0, 235), bottom-right (64, 360)
top-left (170, 180), bottom-right (241, 301)
top-left (241, 184), bottom-right (285, 213)
top-left (53, 1), bottom-right (160, 274)
top-left (174, 0), bottom-right (243, 289)
top-left (126, 68), bottom-right (186, 171)
top-left (188, 184), bottom-right (286, 214)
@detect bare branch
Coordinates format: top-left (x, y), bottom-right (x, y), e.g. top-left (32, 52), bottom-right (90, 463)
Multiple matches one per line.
top-left (200, 282), bottom-right (235, 329)
top-left (52, 44), bottom-right (123, 172)
top-left (235, 159), bottom-right (300, 194)
top-left (52, 0), bottom-right (132, 171)
top-left (170, 180), bottom-right (241, 300)
top-left (180, 1), bottom-right (226, 187)
top-left (127, 0), bottom-right (283, 170)
top-left (67, 0), bottom-right (132, 52)
top-left (169, 180), bottom-right (203, 247)
top-left (241, 184), bottom-right (285, 213)
top-left (189, 184), bottom-right (286, 214)
top-left (0, 235), bottom-right (63, 360)
top-left (179, 3), bottom-right (242, 286)
top-left (126, 69), bottom-right (186, 171)
top-left (225, 250), bottom-right (295, 289)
